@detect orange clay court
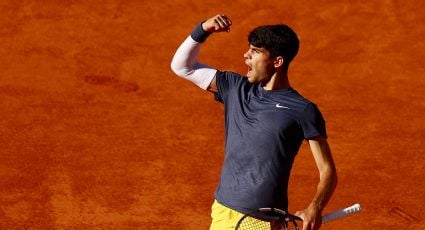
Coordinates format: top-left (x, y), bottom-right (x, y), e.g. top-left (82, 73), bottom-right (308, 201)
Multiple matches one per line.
top-left (0, 1), bottom-right (424, 229)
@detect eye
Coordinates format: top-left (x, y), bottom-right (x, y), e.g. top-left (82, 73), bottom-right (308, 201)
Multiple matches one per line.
top-left (251, 48), bottom-right (260, 54)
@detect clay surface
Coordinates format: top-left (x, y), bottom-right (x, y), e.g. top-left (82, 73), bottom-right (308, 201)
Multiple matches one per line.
top-left (1, 1), bottom-right (424, 229)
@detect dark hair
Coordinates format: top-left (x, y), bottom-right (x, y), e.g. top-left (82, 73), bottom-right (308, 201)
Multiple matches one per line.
top-left (248, 24), bottom-right (299, 66)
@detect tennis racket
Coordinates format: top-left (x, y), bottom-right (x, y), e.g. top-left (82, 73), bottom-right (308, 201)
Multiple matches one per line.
top-left (235, 203), bottom-right (361, 230)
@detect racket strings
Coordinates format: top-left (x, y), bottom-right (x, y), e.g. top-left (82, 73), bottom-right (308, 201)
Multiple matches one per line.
top-left (236, 216), bottom-right (270, 229)
top-left (236, 215), bottom-right (299, 230)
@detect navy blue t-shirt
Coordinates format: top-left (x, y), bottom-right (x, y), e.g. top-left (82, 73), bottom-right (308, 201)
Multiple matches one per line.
top-left (213, 70), bottom-right (327, 214)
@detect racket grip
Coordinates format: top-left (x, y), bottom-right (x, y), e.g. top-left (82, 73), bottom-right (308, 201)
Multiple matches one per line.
top-left (322, 203), bottom-right (361, 223)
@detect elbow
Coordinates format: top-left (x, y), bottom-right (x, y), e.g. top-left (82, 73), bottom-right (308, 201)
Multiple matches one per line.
top-left (170, 59), bottom-right (191, 77)
top-left (170, 58), bottom-right (181, 76)
top-left (328, 161), bottom-right (337, 181)
top-left (321, 163), bottom-right (338, 188)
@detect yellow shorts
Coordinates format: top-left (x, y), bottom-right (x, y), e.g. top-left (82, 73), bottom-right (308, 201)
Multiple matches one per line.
top-left (209, 200), bottom-right (273, 230)
top-left (209, 200), bottom-right (245, 230)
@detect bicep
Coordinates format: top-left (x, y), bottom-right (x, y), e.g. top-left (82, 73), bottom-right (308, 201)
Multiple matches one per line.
top-left (308, 137), bottom-right (336, 176)
top-left (171, 36), bottom-right (218, 90)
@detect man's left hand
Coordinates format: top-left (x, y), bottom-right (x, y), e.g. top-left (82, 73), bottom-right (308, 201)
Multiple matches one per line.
top-left (295, 205), bottom-right (322, 230)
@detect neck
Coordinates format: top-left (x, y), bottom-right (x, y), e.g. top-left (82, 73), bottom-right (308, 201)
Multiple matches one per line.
top-left (262, 70), bottom-right (291, 91)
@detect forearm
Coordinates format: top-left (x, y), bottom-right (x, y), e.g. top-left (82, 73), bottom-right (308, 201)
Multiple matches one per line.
top-left (170, 23), bottom-right (217, 90)
top-left (309, 164), bottom-right (337, 212)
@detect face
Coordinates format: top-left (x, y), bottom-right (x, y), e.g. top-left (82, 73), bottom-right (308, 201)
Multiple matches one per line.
top-left (243, 44), bottom-right (276, 84)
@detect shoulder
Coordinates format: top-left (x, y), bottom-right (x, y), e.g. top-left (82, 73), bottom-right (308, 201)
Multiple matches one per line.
top-left (214, 70), bottom-right (252, 103)
top-left (215, 70), bottom-right (249, 87)
top-left (215, 70), bottom-right (245, 79)
top-left (282, 89), bottom-right (324, 120)
top-left (284, 89), bottom-right (316, 111)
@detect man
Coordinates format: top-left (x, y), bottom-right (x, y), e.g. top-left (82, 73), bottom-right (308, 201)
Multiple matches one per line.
top-left (171, 14), bottom-right (337, 230)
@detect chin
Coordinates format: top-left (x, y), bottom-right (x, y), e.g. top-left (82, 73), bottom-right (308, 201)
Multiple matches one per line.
top-left (246, 72), bottom-right (255, 82)
top-left (247, 77), bottom-right (258, 84)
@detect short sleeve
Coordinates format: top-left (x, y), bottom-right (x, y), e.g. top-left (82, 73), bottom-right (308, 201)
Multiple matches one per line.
top-left (300, 103), bottom-right (327, 139)
top-left (214, 70), bottom-right (243, 104)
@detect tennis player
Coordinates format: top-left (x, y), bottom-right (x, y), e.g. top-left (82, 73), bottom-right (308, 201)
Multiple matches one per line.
top-left (171, 14), bottom-right (337, 230)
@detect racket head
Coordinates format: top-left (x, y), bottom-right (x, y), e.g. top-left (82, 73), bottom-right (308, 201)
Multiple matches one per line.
top-left (235, 208), bottom-right (301, 230)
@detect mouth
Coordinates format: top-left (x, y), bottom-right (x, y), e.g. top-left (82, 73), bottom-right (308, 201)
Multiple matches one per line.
top-left (246, 63), bottom-right (252, 76)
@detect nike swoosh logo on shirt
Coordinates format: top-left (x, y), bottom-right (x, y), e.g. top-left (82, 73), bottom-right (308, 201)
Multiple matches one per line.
top-left (276, 104), bottom-right (290, 109)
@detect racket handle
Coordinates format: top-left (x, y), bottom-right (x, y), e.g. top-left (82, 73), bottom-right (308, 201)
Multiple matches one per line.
top-left (322, 203), bottom-right (361, 223)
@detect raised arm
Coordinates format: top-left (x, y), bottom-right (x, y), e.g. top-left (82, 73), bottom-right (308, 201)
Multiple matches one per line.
top-left (170, 14), bottom-right (232, 92)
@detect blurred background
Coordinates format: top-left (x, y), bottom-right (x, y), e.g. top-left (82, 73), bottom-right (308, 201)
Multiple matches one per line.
top-left (0, 0), bottom-right (424, 229)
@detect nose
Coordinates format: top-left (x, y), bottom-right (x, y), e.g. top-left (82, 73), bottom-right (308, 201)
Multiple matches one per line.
top-left (243, 50), bottom-right (250, 59)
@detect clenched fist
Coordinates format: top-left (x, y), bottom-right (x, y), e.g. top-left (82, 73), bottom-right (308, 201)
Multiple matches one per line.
top-left (202, 14), bottom-right (232, 33)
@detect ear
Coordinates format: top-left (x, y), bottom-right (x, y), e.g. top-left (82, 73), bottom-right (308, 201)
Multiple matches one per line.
top-left (273, 56), bottom-right (285, 68)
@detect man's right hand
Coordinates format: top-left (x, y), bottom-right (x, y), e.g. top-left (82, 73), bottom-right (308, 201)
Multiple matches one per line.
top-left (202, 14), bottom-right (232, 33)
